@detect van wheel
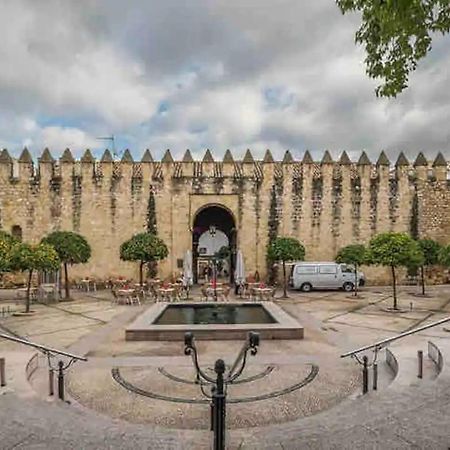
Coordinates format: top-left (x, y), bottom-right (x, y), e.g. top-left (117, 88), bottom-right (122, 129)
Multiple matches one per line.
top-left (343, 282), bottom-right (354, 292)
top-left (300, 283), bottom-right (312, 292)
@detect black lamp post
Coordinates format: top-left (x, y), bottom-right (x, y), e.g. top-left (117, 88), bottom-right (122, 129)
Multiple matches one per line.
top-left (209, 225), bottom-right (218, 302)
top-left (184, 331), bottom-right (260, 450)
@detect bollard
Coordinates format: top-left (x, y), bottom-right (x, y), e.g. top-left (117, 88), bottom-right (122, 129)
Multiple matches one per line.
top-left (49, 368), bottom-right (54, 396)
top-left (0, 358), bottom-right (6, 387)
top-left (418, 350), bottom-right (423, 379)
top-left (57, 360), bottom-right (64, 400)
top-left (373, 362), bottom-right (378, 391)
top-left (362, 355), bottom-right (369, 395)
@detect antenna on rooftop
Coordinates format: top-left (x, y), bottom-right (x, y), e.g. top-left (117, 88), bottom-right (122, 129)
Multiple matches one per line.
top-left (97, 135), bottom-right (118, 159)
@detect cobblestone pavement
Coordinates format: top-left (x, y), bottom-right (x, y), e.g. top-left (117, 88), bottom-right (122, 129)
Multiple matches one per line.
top-left (2, 286), bottom-right (450, 448)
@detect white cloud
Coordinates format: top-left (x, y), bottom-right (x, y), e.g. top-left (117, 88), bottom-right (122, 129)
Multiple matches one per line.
top-left (0, 0), bottom-right (449, 161)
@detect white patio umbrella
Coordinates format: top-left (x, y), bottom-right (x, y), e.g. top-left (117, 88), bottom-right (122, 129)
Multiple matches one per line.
top-left (234, 250), bottom-right (245, 286)
top-left (183, 250), bottom-right (194, 287)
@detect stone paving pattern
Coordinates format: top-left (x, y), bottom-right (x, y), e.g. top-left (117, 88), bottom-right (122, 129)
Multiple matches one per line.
top-left (1, 286), bottom-right (450, 448)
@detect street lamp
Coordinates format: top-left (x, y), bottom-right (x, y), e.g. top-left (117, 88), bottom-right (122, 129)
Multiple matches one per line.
top-left (184, 331), bottom-right (260, 450)
top-left (209, 225), bottom-right (217, 301)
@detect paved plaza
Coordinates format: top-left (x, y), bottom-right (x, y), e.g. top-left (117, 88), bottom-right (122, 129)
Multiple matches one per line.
top-left (1, 285), bottom-right (450, 448)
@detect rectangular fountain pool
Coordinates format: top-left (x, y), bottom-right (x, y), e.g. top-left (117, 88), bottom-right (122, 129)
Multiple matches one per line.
top-left (126, 302), bottom-right (304, 341)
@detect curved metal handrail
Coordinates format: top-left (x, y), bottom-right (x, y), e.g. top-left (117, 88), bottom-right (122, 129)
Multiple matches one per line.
top-left (341, 315), bottom-right (450, 359)
top-left (0, 332), bottom-right (87, 361)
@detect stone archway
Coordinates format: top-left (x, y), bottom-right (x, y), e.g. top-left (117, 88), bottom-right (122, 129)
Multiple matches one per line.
top-left (192, 204), bottom-right (236, 284)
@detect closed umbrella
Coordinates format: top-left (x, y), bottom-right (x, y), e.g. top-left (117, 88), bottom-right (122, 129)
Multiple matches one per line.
top-left (183, 250), bottom-right (193, 298)
top-left (234, 250), bottom-right (245, 289)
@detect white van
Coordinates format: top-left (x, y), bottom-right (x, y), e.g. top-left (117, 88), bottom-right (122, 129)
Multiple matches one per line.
top-left (289, 262), bottom-right (365, 292)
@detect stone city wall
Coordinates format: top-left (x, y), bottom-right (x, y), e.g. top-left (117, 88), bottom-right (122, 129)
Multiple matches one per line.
top-left (0, 147), bottom-right (449, 285)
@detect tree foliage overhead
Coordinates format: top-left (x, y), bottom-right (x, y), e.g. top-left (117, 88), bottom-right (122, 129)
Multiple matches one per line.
top-left (267, 237), bottom-right (305, 263)
top-left (41, 231), bottom-right (91, 264)
top-left (337, 0), bottom-right (450, 97)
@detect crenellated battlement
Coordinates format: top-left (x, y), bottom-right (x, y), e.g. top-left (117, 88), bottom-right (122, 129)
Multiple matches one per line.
top-left (1, 146), bottom-right (449, 284)
top-left (0, 147), bottom-right (448, 184)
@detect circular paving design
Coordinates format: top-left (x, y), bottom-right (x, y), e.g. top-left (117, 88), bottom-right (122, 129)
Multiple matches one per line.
top-left (112, 364), bottom-right (319, 403)
top-left (67, 360), bottom-right (360, 429)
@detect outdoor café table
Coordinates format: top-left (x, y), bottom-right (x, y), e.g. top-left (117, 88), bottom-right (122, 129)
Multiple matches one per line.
top-left (81, 279), bottom-right (96, 292)
top-left (252, 287), bottom-right (272, 301)
top-left (116, 289), bottom-right (136, 304)
top-left (158, 287), bottom-right (175, 302)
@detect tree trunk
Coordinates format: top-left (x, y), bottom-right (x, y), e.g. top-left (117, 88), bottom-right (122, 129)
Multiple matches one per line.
top-left (25, 269), bottom-right (33, 313)
top-left (139, 261), bottom-right (144, 286)
top-left (354, 264), bottom-right (358, 297)
top-left (282, 261), bottom-right (288, 298)
top-left (58, 266), bottom-right (62, 299)
top-left (64, 262), bottom-right (70, 300)
top-left (421, 265), bottom-right (425, 296)
top-left (391, 265), bottom-right (398, 309)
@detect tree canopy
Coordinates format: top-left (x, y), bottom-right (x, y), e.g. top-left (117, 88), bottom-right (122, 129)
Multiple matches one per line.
top-left (438, 244), bottom-right (450, 267)
top-left (42, 231), bottom-right (91, 264)
top-left (335, 244), bottom-right (367, 295)
top-left (267, 237), bottom-right (305, 298)
top-left (417, 238), bottom-right (441, 266)
top-left (0, 231), bottom-right (17, 273)
top-left (335, 244), bottom-right (367, 266)
top-left (368, 232), bottom-right (423, 268)
top-left (337, 0), bottom-right (450, 97)
top-left (42, 231), bottom-right (91, 299)
top-left (120, 232), bottom-right (168, 285)
top-left (267, 237), bottom-right (305, 263)
top-left (368, 232), bottom-right (423, 308)
top-left (10, 242), bottom-right (60, 312)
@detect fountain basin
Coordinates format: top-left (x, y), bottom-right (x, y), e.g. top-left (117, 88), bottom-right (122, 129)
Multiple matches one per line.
top-left (126, 302), bottom-right (304, 341)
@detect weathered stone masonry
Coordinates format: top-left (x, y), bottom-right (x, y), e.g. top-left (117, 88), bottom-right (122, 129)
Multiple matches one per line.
top-left (0, 147), bottom-right (448, 283)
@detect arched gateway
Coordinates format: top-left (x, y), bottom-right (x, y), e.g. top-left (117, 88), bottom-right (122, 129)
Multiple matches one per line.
top-left (192, 204), bottom-right (236, 284)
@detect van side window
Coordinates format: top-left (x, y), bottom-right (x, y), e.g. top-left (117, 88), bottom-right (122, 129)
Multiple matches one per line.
top-left (319, 265), bottom-right (337, 274)
top-left (296, 265), bottom-right (316, 274)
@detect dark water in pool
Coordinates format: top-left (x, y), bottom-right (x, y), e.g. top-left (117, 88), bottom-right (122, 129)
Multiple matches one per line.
top-left (154, 304), bottom-right (276, 325)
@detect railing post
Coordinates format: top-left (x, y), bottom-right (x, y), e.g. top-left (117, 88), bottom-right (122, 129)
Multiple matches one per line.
top-left (373, 362), bottom-right (378, 391)
top-left (418, 350), bottom-right (423, 379)
top-left (0, 358), bottom-right (6, 387)
top-left (49, 368), bottom-right (54, 396)
top-left (362, 355), bottom-right (368, 395)
top-left (58, 360), bottom-right (64, 400)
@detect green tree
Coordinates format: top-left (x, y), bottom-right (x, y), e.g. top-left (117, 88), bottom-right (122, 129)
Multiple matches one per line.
top-left (0, 231), bottom-right (17, 274)
top-left (146, 189), bottom-right (158, 277)
top-left (267, 185), bottom-right (279, 285)
top-left (337, 0), bottom-right (450, 97)
top-left (120, 232), bottom-right (168, 285)
top-left (41, 231), bottom-right (91, 299)
top-left (10, 243), bottom-right (60, 313)
top-left (335, 244), bottom-right (367, 296)
top-left (368, 232), bottom-right (423, 309)
top-left (415, 239), bottom-right (441, 295)
top-left (438, 244), bottom-right (450, 274)
top-left (267, 237), bottom-right (305, 298)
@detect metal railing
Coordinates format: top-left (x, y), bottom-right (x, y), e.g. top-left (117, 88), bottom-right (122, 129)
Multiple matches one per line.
top-left (341, 315), bottom-right (450, 395)
top-left (341, 315), bottom-right (450, 359)
top-left (0, 332), bottom-right (87, 400)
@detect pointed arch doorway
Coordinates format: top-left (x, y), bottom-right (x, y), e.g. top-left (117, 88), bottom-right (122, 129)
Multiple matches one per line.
top-left (192, 204), bottom-right (237, 284)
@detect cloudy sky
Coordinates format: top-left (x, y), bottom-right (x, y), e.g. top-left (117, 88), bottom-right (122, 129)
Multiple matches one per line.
top-left (0, 0), bottom-right (449, 162)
